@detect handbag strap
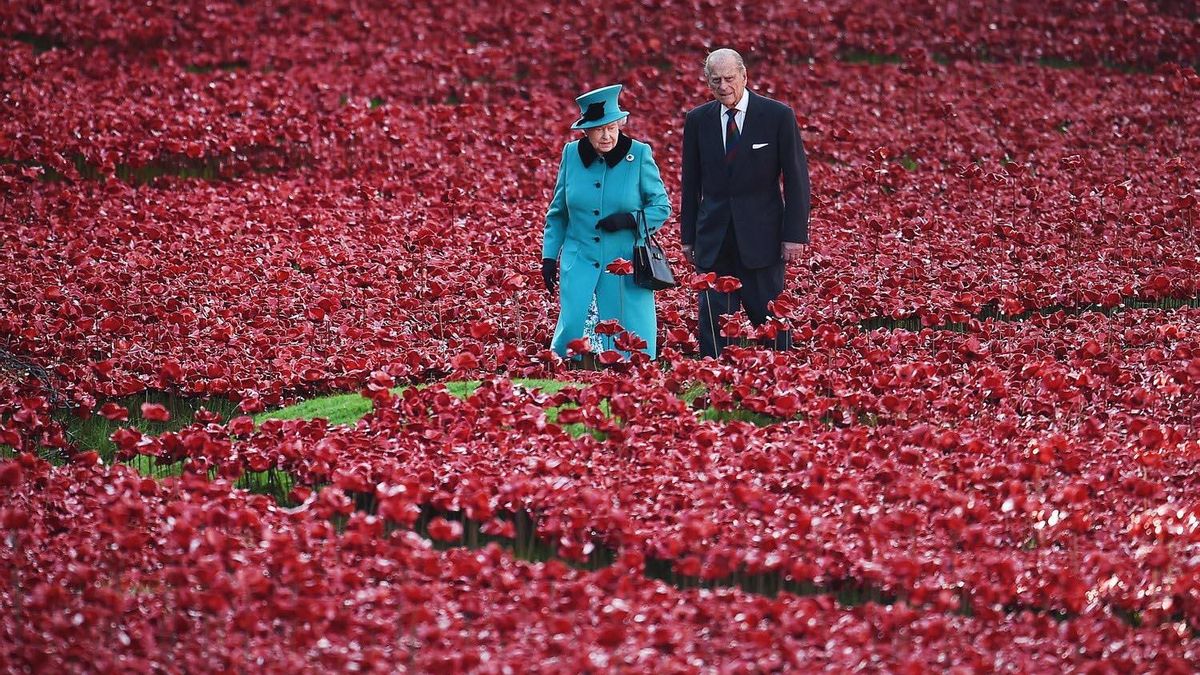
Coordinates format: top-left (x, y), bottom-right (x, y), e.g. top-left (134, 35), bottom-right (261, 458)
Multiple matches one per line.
top-left (634, 149), bottom-right (652, 246)
top-left (631, 146), bottom-right (667, 248)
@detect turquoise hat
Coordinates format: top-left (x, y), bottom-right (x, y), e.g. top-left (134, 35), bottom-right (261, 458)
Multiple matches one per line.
top-left (571, 84), bottom-right (629, 130)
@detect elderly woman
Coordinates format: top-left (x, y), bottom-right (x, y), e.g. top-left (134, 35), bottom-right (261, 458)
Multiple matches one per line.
top-left (542, 84), bottom-right (671, 360)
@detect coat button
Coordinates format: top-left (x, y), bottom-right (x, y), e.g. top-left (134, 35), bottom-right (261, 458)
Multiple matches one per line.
top-left (593, 236), bottom-right (600, 242)
top-left (594, 182), bottom-right (601, 188)
top-left (593, 262), bottom-right (600, 268)
top-left (593, 209), bottom-right (600, 215)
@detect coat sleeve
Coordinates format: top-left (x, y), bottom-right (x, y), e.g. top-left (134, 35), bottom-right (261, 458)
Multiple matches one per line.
top-left (780, 106), bottom-right (811, 244)
top-left (639, 143), bottom-right (671, 237)
top-left (542, 144), bottom-right (570, 259)
top-left (679, 110), bottom-right (700, 247)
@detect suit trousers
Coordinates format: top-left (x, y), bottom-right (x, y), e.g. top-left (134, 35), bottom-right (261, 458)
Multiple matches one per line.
top-left (697, 226), bottom-right (792, 358)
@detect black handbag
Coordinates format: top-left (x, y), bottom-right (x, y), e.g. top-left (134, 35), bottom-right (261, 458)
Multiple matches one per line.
top-left (632, 210), bottom-right (677, 291)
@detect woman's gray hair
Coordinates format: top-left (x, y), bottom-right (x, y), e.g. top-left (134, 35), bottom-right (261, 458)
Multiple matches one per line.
top-left (704, 48), bottom-right (745, 78)
top-left (578, 116), bottom-right (629, 134)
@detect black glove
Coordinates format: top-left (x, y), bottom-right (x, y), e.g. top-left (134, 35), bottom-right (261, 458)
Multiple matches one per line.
top-left (541, 258), bottom-right (558, 293)
top-left (597, 212), bottom-right (637, 232)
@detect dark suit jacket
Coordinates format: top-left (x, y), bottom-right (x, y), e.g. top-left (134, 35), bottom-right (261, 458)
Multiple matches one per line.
top-left (680, 90), bottom-right (811, 270)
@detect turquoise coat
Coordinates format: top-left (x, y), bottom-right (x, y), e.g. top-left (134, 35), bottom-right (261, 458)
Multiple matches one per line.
top-left (543, 134), bottom-right (671, 359)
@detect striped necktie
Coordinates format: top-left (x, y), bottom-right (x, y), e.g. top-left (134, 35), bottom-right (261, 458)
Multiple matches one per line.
top-left (724, 108), bottom-right (740, 164)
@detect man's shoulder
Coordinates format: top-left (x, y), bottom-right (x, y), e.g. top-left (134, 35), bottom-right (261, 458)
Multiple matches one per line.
top-left (749, 91), bottom-right (794, 116)
top-left (685, 100), bottom-right (720, 119)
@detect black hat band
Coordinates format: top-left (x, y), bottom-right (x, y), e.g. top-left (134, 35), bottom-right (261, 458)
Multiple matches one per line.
top-left (578, 101), bottom-right (606, 125)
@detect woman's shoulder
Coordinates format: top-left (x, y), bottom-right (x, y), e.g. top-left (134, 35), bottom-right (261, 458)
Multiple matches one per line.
top-left (555, 139), bottom-right (583, 168)
top-left (628, 138), bottom-right (655, 156)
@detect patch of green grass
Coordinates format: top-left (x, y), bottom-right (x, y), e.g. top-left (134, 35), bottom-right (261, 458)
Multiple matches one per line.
top-left (253, 391), bottom-right (375, 427)
top-left (235, 467), bottom-right (296, 505)
top-left (54, 391), bottom-right (240, 465)
top-left (679, 383), bottom-right (799, 427)
top-left (838, 49), bottom-right (902, 65)
top-left (545, 400), bottom-right (611, 440)
top-left (184, 60), bottom-right (249, 74)
top-left (10, 33), bottom-right (62, 53)
top-left (680, 382), bottom-right (707, 405)
top-left (642, 557), bottom-right (896, 604)
top-left (700, 407), bottom-right (783, 427)
top-left (254, 378), bottom-right (577, 427)
top-left (1037, 56), bottom-right (1084, 70)
top-left (252, 377), bottom-right (613, 439)
top-left (2, 153), bottom-right (229, 184)
top-left (125, 454), bottom-right (187, 480)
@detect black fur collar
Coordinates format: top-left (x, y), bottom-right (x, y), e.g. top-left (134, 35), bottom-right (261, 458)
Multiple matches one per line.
top-left (578, 133), bottom-right (633, 168)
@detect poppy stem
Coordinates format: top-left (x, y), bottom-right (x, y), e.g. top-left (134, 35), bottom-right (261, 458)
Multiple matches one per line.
top-left (704, 289), bottom-right (717, 357)
top-left (724, 290), bottom-right (734, 352)
top-left (513, 297), bottom-right (522, 351)
top-left (619, 278), bottom-right (625, 355)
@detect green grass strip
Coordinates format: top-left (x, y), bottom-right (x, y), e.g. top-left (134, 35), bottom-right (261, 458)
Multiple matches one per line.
top-left (253, 378), bottom-right (575, 427)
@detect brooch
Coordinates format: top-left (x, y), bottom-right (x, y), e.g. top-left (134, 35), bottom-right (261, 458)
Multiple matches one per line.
top-left (625, 153), bottom-right (634, 162)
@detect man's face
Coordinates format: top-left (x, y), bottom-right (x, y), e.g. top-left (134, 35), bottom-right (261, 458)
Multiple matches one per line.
top-left (707, 59), bottom-right (746, 109)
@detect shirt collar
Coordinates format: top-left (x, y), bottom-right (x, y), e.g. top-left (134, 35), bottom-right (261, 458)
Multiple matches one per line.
top-left (721, 89), bottom-right (750, 117)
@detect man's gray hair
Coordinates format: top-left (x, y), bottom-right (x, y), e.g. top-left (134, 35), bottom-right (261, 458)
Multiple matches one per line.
top-left (704, 48), bottom-right (746, 78)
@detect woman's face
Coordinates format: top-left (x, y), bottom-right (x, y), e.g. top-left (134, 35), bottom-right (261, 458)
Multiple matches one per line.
top-left (584, 121), bottom-right (620, 154)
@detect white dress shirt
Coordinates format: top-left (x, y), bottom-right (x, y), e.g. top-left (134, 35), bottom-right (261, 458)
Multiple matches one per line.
top-left (720, 88), bottom-right (750, 148)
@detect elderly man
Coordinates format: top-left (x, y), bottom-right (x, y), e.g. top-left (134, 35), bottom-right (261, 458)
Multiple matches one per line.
top-left (680, 48), bottom-right (811, 358)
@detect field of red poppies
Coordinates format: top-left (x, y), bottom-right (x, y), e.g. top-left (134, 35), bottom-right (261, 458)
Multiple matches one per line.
top-left (3, 1), bottom-right (1199, 671)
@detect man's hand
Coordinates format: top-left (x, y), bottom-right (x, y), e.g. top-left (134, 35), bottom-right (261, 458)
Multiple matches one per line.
top-left (782, 242), bottom-right (806, 263)
top-left (681, 244), bottom-right (695, 265)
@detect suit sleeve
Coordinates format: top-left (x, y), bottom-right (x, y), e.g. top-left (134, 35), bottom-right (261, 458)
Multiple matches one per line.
top-left (780, 107), bottom-right (811, 244)
top-left (639, 144), bottom-right (671, 237)
top-left (679, 110), bottom-right (700, 247)
top-left (542, 144), bottom-right (570, 259)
